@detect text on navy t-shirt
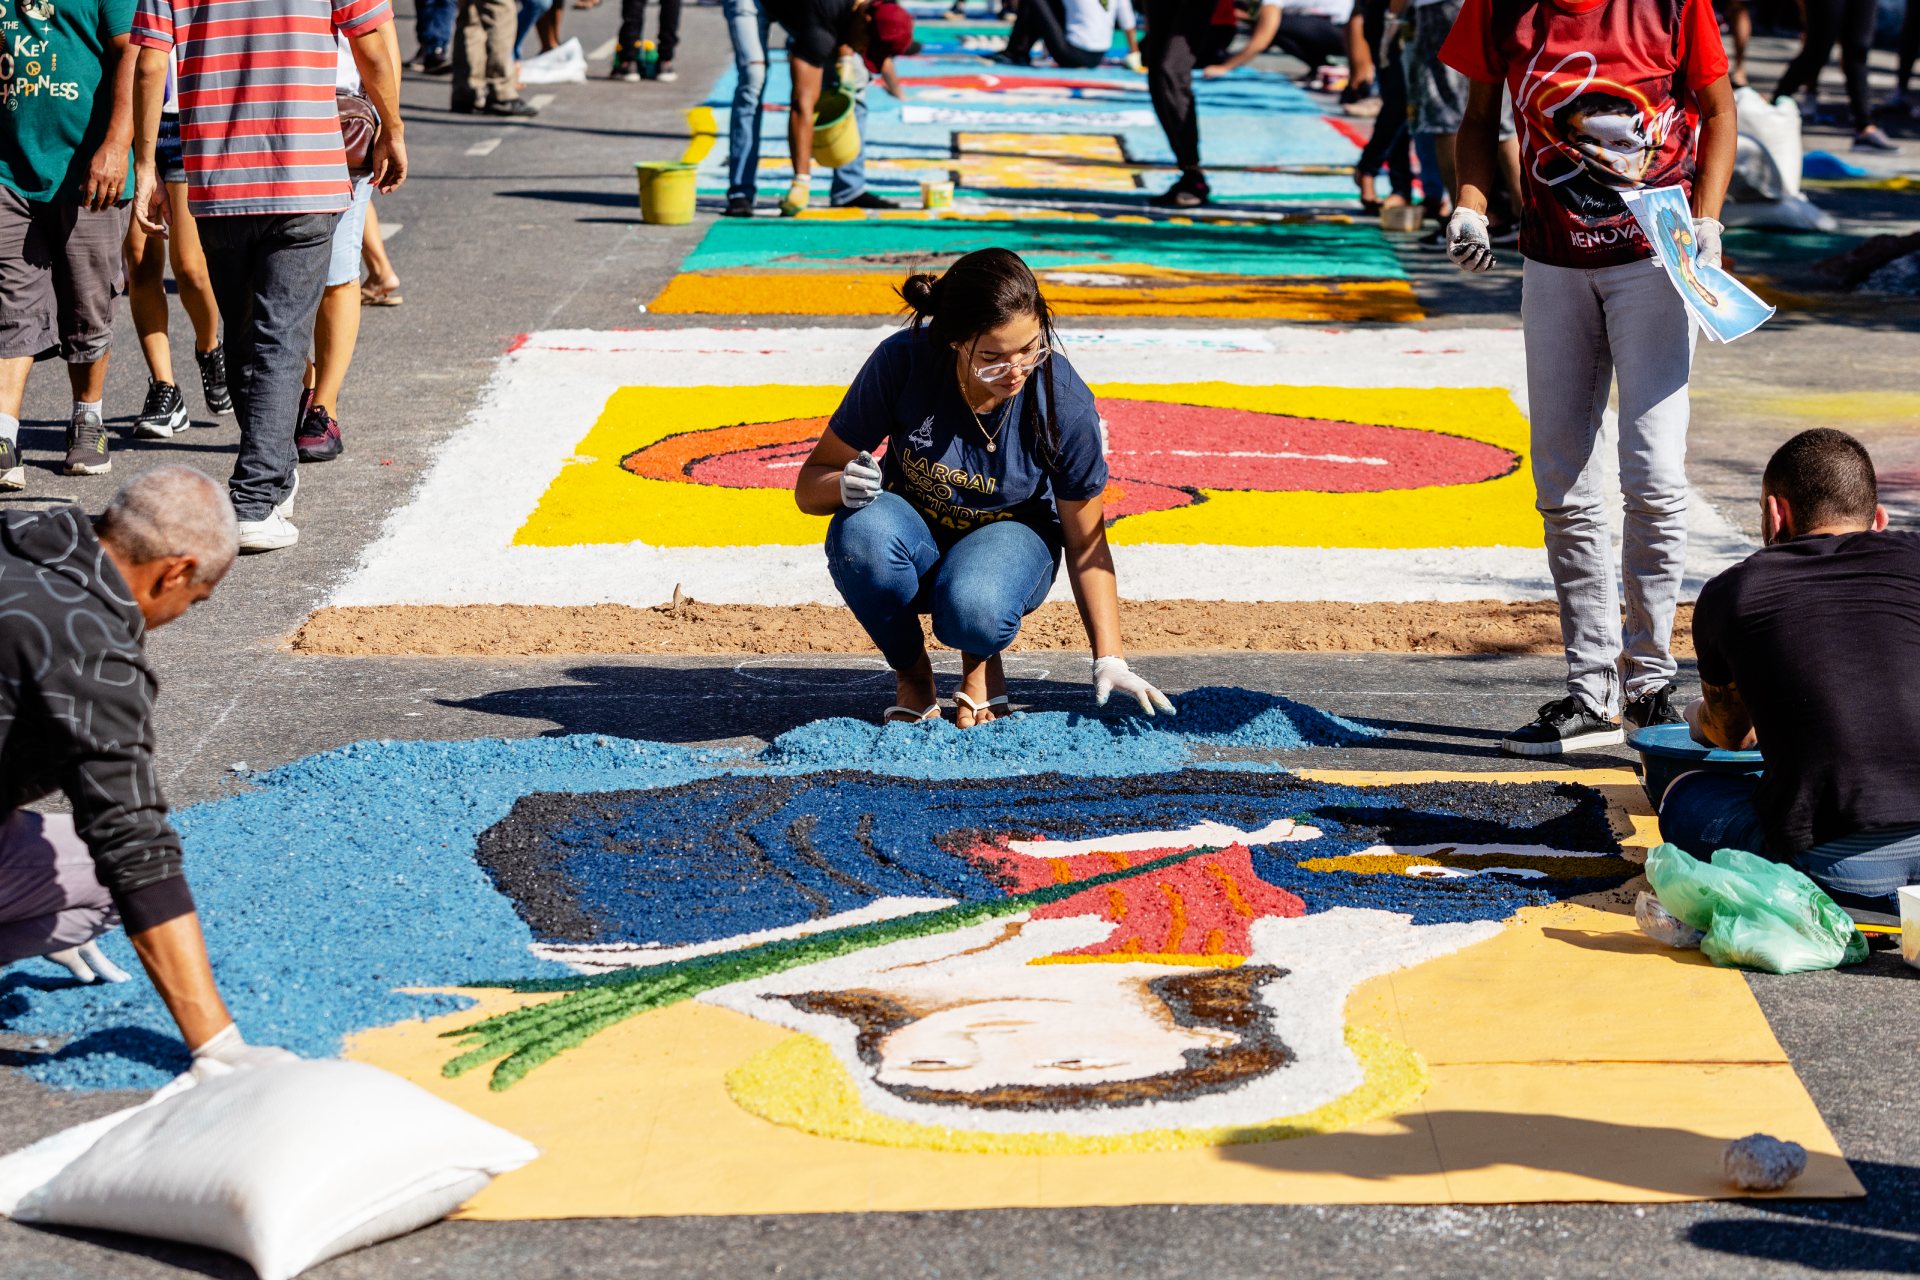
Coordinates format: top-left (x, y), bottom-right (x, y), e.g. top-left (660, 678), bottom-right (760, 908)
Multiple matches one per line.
top-left (828, 328), bottom-right (1109, 545)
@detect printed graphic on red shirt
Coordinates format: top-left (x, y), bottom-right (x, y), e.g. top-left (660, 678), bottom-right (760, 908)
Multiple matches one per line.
top-left (1440, 0), bottom-right (1729, 269)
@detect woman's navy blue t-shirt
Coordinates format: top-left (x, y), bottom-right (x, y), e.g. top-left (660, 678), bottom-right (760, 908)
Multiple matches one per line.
top-left (827, 328), bottom-right (1108, 546)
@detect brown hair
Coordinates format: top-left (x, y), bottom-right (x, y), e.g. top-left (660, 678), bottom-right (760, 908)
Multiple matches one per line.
top-left (784, 965), bottom-right (1292, 1111)
top-left (897, 247), bottom-right (1065, 475)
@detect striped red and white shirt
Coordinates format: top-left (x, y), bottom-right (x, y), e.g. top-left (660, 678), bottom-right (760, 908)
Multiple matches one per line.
top-left (131, 0), bottom-right (391, 216)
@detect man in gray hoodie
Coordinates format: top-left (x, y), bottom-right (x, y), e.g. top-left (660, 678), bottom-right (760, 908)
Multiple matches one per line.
top-left (0, 465), bottom-right (288, 1070)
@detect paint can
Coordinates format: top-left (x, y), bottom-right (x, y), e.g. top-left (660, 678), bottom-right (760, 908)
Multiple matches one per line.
top-left (1901, 885), bottom-right (1920, 970)
top-left (811, 90), bottom-right (862, 169)
top-left (921, 180), bottom-right (955, 210)
top-left (635, 161), bottom-right (698, 225)
top-left (1380, 203), bottom-right (1424, 234)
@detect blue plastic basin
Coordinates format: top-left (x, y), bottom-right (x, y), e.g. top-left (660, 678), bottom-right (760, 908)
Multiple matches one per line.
top-left (1628, 721), bottom-right (1764, 810)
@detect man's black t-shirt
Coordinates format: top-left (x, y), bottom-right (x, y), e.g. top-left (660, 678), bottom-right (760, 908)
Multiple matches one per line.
top-left (765, 0), bottom-right (859, 66)
top-left (1692, 530), bottom-right (1920, 855)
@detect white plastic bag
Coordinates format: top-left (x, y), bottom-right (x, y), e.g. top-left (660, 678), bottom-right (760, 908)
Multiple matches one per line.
top-left (4, 1060), bottom-right (537, 1280)
top-left (519, 37), bottom-right (587, 84)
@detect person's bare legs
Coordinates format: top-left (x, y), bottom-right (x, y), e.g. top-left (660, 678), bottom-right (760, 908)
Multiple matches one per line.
top-left (124, 216), bottom-right (175, 386)
top-left (953, 652), bottom-right (1008, 729)
top-left (0, 357), bottom-right (29, 422)
top-left (536, 1), bottom-right (562, 50)
top-left (1344, 12), bottom-right (1373, 88)
top-left (309, 281), bottom-right (361, 417)
top-left (68, 356), bottom-right (107, 406)
top-left (1729, 0), bottom-right (1751, 87)
top-left (893, 646), bottom-right (941, 720)
top-left (166, 184), bottom-right (220, 357)
top-left (361, 203), bottom-right (401, 301)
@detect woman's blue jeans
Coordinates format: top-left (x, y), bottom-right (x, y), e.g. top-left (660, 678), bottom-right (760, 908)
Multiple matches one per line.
top-left (826, 493), bottom-right (1058, 672)
top-left (723, 0), bottom-right (771, 201)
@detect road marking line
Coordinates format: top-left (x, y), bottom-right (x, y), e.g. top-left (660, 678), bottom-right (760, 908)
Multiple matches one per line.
top-left (466, 136), bottom-right (503, 156)
top-left (381, 221), bottom-right (403, 239)
top-left (529, 92), bottom-right (556, 110)
top-left (589, 36), bottom-right (616, 59)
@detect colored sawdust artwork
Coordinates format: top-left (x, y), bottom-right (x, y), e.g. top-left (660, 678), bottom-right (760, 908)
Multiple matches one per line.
top-left (321, 327), bottom-right (1750, 621)
top-left (667, 49), bottom-right (1420, 320)
top-left (0, 701), bottom-right (1859, 1211)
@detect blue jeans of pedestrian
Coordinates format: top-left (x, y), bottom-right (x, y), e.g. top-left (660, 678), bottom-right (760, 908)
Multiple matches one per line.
top-left (825, 493), bottom-right (1057, 672)
top-left (1658, 771), bottom-right (1920, 915)
top-left (418, 0), bottom-right (456, 52)
top-left (514, 0), bottom-right (552, 59)
top-left (827, 61), bottom-right (867, 205)
top-left (723, 0), bottom-right (770, 201)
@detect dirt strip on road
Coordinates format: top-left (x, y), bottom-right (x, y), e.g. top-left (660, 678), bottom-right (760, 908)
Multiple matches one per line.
top-left (293, 599), bottom-right (1699, 658)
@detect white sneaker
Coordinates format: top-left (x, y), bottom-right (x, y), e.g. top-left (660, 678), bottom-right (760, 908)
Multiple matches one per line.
top-left (236, 509), bottom-right (299, 552)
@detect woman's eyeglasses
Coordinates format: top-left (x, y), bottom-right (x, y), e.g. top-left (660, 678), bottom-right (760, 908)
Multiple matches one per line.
top-left (972, 344), bottom-right (1051, 384)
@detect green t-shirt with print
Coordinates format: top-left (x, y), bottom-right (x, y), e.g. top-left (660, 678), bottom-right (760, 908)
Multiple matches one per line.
top-left (0, 0), bottom-right (136, 202)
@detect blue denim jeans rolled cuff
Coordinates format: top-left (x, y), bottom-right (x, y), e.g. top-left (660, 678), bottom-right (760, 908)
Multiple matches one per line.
top-left (1657, 771), bottom-right (1920, 914)
top-left (723, 0), bottom-right (770, 200)
top-left (826, 492), bottom-right (1058, 671)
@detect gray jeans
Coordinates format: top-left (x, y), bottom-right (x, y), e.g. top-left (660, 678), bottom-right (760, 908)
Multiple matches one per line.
top-left (198, 211), bottom-right (338, 522)
top-left (0, 810), bottom-right (116, 966)
top-left (1521, 255), bottom-right (1698, 717)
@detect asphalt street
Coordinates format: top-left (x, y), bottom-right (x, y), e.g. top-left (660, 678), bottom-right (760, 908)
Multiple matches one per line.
top-left (2, 8), bottom-right (1918, 1277)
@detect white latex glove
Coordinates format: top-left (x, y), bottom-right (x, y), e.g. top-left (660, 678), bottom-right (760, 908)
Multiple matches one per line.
top-left (840, 450), bottom-right (883, 509)
top-left (1092, 656), bottom-right (1176, 716)
top-left (44, 940), bottom-right (131, 984)
top-left (1124, 50), bottom-right (1145, 74)
top-left (189, 1023), bottom-right (298, 1077)
top-left (1692, 215), bottom-right (1724, 269)
top-left (780, 177), bottom-right (811, 217)
top-left (1446, 207), bottom-right (1495, 273)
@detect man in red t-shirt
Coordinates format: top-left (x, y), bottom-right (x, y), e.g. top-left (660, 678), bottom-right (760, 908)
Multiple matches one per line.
top-left (1437, 0), bottom-right (1735, 758)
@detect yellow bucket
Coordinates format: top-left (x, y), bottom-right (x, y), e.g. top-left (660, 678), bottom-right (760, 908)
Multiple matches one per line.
top-left (811, 90), bottom-right (861, 169)
top-left (635, 161), bottom-right (698, 225)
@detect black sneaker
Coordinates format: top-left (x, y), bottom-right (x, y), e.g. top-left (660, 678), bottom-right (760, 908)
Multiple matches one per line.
top-left (197, 345), bottom-right (234, 416)
top-left (1502, 695), bottom-right (1625, 757)
top-left (296, 403), bottom-right (344, 463)
top-left (0, 437), bottom-right (23, 490)
top-left (1150, 173), bottom-right (1211, 208)
top-left (134, 378), bottom-right (189, 439)
top-left (611, 49), bottom-right (641, 82)
top-left (63, 409), bottom-right (112, 476)
top-left (421, 46), bottom-right (453, 75)
top-left (836, 192), bottom-right (900, 210)
top-left (483, 96), bottom-right (539, 117)
top-left (1624, 683), bottom-right (1684, 732)
top-left (722, 195), bottom-right (755, 217)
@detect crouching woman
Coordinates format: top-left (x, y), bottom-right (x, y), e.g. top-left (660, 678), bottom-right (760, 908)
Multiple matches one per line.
top-left (794, 248), bottom-right (1173, 727)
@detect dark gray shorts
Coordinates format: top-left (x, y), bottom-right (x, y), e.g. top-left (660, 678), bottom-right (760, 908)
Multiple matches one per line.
top-left (0, 809), bottom-right (117, 966)
top-left (0, 188), bottom-right (128, 364)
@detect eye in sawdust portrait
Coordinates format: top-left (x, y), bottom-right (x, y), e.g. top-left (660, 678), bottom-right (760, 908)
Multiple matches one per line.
top-left (471, 771), bottom-right (1636, 1152)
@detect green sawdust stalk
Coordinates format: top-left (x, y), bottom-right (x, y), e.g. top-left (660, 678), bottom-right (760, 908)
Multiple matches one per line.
top-left (443, 845), bottom-right (1227, 1090)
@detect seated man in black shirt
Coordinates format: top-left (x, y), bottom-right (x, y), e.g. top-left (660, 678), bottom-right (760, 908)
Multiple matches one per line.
top-left (0, 467), bottom-right (291, 1071)
top-left (764, 0), bottom-right (914, 215)
top-left (1666, 429), bottom-right (1920, 913)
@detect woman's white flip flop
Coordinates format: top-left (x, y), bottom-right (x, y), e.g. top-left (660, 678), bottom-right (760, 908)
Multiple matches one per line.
top-left (883, 703), bottom-right (943, 724)
top-left (952, 693), bottom-right (1011, 721)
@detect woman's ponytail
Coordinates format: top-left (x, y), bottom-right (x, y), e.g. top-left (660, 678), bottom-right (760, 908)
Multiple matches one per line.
top-left (899, 272), bottom-right (941, 322)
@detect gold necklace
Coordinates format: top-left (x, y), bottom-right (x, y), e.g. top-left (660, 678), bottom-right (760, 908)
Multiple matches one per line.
top-left (961, 372), bottom-right (1009, 454)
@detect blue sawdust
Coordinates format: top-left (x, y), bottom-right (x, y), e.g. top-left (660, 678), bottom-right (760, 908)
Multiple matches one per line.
top-left (759, 687), bottom-right (1379, 778)
top-left (5, 694), bottom-right (1598, 1095)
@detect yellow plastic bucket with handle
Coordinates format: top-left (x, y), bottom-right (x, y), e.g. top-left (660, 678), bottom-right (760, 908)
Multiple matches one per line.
top-left (811, 90), bottom-right (861, 169)
top-left (635, 161), bottom-right (699, 225)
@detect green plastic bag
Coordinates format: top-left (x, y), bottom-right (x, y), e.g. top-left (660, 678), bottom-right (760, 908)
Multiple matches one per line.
top-left (1644, 843), bottom-right (1869, 974)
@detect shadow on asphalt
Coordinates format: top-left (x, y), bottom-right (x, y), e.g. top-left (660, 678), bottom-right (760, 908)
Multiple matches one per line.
top-left (439, 663), bottom-right (1535, 760)
top-left (1687, 1158), bottom-right (1920, 1273)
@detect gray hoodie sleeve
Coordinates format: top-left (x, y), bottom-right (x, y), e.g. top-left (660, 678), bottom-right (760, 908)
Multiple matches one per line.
top-left (32, 645), bottom-right (195, 932)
